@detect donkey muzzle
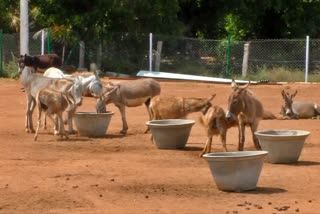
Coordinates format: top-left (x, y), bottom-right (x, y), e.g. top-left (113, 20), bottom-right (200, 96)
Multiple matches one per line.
top-left (225, 111), bottom-right (234, 121)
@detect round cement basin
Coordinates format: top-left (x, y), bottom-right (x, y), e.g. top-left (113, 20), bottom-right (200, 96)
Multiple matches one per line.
top-left (146, 119), bottom-right (195, 149)
top-left (73, 111), bottom-right (114, 137)
top-left (203, 151), bottom-right (268, 192)
top-left (255, 130), bottom-right (310, 164)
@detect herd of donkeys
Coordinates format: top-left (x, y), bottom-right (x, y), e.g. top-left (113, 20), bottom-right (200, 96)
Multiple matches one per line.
top-left (18, 54), bottom-right (320, 156)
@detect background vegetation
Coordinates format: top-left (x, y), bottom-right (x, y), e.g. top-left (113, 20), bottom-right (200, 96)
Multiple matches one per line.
top-left (2, 0), bottom-right (320, 80)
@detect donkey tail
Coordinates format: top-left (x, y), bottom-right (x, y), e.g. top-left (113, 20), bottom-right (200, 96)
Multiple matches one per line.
top-left (262, 110), bottom-right (277, 120)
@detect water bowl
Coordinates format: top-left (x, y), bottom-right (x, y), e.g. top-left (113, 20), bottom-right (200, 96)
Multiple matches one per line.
top-left (203, 151), bottom-right (268, 192)
top-left (73, 111), bottom-right (114, 137)
top-left (255, 130), bottom-right (310, 164)
top-left (146, 119), bottom-right (195, 149)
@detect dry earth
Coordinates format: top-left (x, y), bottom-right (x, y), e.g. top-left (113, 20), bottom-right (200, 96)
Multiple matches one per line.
top-left (0, 78), bottom-right (320, 214)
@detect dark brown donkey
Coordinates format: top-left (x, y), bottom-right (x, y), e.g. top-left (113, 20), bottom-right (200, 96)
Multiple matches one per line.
top-left (18, 54), bottom-right (62, 73)
top-left (281, 89), bottom-right (320, 119)
top-left (225, 79), bottom-right (264, 151)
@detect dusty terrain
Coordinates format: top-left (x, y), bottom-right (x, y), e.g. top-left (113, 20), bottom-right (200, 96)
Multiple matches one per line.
top-left (0, 78), bottom-right (320, 214)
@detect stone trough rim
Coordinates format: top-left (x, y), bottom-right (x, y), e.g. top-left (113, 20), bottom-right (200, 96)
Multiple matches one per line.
top-left (146, 119), bottom-right (195, 128)
top-left (254, 129), bottom-right (310, 138)
top-left (203, 151), bottom-right (269, 161)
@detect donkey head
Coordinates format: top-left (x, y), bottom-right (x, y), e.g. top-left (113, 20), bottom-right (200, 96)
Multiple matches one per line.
top-left (186, 94), bottom-right (216, 113)
top-left (96, 84), bottom-right (119, 113)
top-left (226, 79), bottom-right (249, 121)
top-left (69, 77), bottom-right (83, 106)
top-left (88, 75), bottom-right (103, 97)
top-left (281, 89), bottom-right (297, 117)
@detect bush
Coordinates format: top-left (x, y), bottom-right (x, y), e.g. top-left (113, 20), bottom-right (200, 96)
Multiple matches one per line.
top-left (3, 54), bottom-right (19, 79)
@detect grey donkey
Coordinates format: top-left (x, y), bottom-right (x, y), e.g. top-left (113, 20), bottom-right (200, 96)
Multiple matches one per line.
top-left (281, 89), bottom-right (320, 119)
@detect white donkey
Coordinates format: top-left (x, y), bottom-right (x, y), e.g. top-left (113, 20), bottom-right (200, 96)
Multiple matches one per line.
top-left (43, 67), bottom-right (103, 133)
top-left (43, 67), bottom-right (103, 97)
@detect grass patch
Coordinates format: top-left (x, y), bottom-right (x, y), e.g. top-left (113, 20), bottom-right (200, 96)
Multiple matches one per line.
top-left (2, 54), bottom-right (19, 79)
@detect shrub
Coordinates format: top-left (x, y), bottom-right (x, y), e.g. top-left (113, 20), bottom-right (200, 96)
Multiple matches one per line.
top-left (3, 54), bottom-right (19, 79)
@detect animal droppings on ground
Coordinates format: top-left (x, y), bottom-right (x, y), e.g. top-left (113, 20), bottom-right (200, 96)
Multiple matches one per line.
top-left (275, 205), bottom-right (290, 211)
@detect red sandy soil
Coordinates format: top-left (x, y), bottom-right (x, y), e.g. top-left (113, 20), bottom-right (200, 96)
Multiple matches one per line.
top-left (0, 78), bottom-right (320, 214)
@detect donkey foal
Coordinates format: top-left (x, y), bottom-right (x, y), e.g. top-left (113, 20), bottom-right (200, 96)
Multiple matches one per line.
top-left (199, 105), bottom-right (237, 157)
top-left (34, 88), bottom-right (74, 141)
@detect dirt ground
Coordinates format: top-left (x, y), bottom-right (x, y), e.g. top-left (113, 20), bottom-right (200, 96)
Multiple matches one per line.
top-left (0, 78), bottom-right (320, 214)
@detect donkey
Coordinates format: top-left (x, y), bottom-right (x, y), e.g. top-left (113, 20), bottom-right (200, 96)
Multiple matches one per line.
top-left (18, 54), bottom-right (62, 73)
top-left (199, 105), bottom-right (237, 156)
top-left (43, 67), bottom-right (103, 97)
top-left (281, 89), bottom-right (320, 119)
top-left (226, 79), bottom-right (264, 151)
top-left (20, 67), bottom-right (83, 134)
top-left (34, 88), bottom-right (75, 141)
top-left (96, 78), bottom-right (161, 134)
top-left (148, 94), bottom-right (215, 120)
top-left (199, 104), bottom-right (280, 157)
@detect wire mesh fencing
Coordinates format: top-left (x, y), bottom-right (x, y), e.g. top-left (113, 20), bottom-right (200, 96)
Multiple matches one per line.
top-left (1, 30), bottom-right (320, 81)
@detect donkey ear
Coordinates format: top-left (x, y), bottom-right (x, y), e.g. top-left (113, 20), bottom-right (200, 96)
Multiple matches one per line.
top-left (292, 90), bottom-right (298, 98)
top-left (104, 85), bottom-right (118, 98)
top-left (231, 79), bottom-right (237, 89)
top-left (209, 94), bottom-right (216, 101)
top-left (281, 89), bottom-right (286, 98)
top-left (241, 82), bottom-right (250, 89)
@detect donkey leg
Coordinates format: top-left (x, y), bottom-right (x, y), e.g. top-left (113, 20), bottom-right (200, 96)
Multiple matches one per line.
top-left (220, 131), bottom-right (228, 152)
top-left (44, 114), bottom-right (47, 130)
top-left (57, 113), bottom-right (68, 140)
top-left (29, 98), bottom-right (36, 133)
top-left (250, 121), bottom-right (261, 150)
top-left (66, 105), bottom-right (77, 134)
top-left (46, 114), bottom-right (59, 136)
top-left (34, 107), bottom-right (42, 141)
top-left (200, 136), bottom-right (212, 157)
top-left (143, 102), bottom-right (151, 133)
top-left (118, 105), bottom-right (128, 135)
top-left (25, 96), bottom-right (31, 133)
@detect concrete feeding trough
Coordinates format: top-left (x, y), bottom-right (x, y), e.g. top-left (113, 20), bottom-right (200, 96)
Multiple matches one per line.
top-left (146, 119), bottom-right (195, 149)
top-left (203, 151), bottom-right (268, 192)
top-left (73, 112), bottom-right (114, 137)
top-left (255, 130), bottom-right (310, 164)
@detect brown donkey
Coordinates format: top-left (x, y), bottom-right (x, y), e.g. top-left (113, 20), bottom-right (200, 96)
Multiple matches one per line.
top-left (148, 94), bottom-right (215, 120)
top-left (199, 105), bottom-right (237, 156)
top-left (226, 79), bottom-right (264, 151)
top-left (199, 104), bottom-right (278, 157)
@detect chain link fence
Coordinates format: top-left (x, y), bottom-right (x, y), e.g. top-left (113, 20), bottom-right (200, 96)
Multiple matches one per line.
top-left (1, 30), bottom-right (320, 81)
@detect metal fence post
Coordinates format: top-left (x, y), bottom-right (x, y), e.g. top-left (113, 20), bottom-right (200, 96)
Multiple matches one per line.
top-left (0, 29), bottom-right (3, 77)
top-left (226, 35), bottom-right (231, 77)
top-left (242, 42), bottom-right (250, 77)
top-left (305, 35), bottom-right (309, 83)
top-left (47, 28), bottom-right (51, 54)
top-left (41, 29), bottom-right (45, 55)
top-left (149, 33), bottom-right (153, 72)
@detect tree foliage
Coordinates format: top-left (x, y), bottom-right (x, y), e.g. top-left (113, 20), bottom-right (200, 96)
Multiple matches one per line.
top-left (2, 0), bottom-right (320, 40)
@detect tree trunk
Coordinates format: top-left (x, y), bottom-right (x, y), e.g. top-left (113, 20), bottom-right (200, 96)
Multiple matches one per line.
top-left (20, 0), bottom-right (29, 55)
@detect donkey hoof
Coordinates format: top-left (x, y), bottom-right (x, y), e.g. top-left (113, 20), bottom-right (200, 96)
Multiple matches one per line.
top-left (54, 130), bottom-right (60, 136)
top-left (68, 130), bottom-right (77, 135)
top-left (120, 130), bottom-right (127, 135)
